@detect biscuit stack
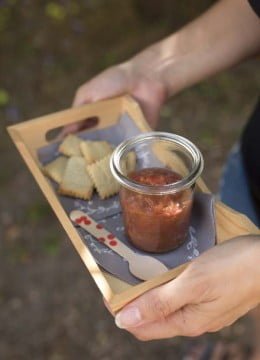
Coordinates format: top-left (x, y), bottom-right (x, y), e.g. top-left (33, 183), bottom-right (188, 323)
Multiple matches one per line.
top-left (42, 134), bottom-right (135, 200)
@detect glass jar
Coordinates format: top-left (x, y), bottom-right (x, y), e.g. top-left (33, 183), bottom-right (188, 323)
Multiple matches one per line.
top-left (110, 132), bottom-right (204, 253)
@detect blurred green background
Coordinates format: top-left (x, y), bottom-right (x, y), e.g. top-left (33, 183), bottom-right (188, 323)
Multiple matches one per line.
top-left (0, 1), bottom-right (259, 359)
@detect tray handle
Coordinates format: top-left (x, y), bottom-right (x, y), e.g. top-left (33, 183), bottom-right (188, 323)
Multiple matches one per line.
top-left (7, 97), bottom-right (125, 149)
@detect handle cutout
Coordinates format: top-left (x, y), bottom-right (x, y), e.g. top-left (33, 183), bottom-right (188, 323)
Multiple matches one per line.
top-left (45, 116), bottom-right (100, 142)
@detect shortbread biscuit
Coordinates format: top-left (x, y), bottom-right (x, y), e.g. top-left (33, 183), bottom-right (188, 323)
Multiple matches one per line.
top-left (87, 155), bottom-right (120, 199)
top-left (59, 156), bottom-right (93, 200)
top-left (59, 134), bottom-right (82, 156)
top-left (80, 140), bottom-right (112, 164)
top-left (43, 156), bottom-right (68, 184)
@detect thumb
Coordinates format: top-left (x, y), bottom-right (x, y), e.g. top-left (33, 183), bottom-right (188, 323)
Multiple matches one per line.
top-left (115, 274), bottom-right (193, 329)
top-left (58, 66), bottom-right (129, 138)
top-left (72, 65), bottom-right (129, 107)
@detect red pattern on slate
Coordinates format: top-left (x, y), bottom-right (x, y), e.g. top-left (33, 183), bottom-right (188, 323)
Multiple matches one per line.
top-left (107, 233), bottom-right (115, 240)
top-left (75, 216), bottom-right (91, 225)
top-left (75, 216), bottom-right (84, 224)
top-left (83, 218), bottom-right (91, 225)
top-left (75, 215), bottom-right (118, 247)
top-left (109, 240), bottom-right (117, 246)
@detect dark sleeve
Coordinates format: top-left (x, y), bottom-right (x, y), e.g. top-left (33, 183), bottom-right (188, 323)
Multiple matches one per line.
top-left (241, 100), bottom-right (260, 206)
top-left (248, 0), bottom-right (260, 17)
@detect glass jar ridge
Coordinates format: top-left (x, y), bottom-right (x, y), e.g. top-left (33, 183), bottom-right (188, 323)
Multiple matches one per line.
top-left (110, 132), bottom-right (204, 195)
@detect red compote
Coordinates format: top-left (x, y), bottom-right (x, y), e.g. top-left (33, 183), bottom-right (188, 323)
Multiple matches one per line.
top-left (120, 167), bottom-right (193, 253)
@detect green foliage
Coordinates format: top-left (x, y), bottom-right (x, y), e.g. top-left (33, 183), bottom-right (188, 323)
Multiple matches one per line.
top-left (0, 6), bottom-right (11, 32)
top-left (196, 82), bottom-right (223, 100)
top-left (0, 89), bottom-right (10, 106)
top-left (200, 130), bottom-right (215, 147)
top-left (161, 105), bottom-right (172, 118)
top-left (45, 2), bottom-right (66, 22)
top-left (8, 244), bottom-right (30, 264)
top-left (0, 168), bottom-right (11, 186)
top-left (42, 235), bottom-right (60, 256)
top-left (7, 0), bottom-right (17, 5)
top-left (26, 202), bottom-right (50, 222)
top-left (101, 51), bottom-right (118, 68)
top-left (68, 2), bottom-right (80, 16)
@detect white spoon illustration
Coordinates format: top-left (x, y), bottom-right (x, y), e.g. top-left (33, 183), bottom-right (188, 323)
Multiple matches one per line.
top-left (70, 210), bottom-right (168, 281)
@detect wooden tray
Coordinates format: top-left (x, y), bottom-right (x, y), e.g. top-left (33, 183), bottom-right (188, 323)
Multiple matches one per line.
top-left (7, 95), bottom-right (259, 313)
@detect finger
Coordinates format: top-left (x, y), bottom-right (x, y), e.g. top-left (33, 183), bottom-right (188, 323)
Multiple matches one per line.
top-left (128, 317), bottom-right (180, 341)
top-left (58, 116), bottom-right (99, 139)
top-left (72, 83), bottom-right (93, 107)
top-left (58, 123), bottom-right (82, 139)
top-left (73, 85), bottom-right (124, 108)
top-left (72, 66), bottom-right (129, 108)
top-left (115, 273), bottom-right (194, 329)
top-left (64, 67), bottom-right (129, 137)
top-left (126, 306), bottom-right (206, 341)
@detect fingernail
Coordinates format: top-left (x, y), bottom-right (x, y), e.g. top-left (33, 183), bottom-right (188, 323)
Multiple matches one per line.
top-left (115, 307), bottom-right (142, 329)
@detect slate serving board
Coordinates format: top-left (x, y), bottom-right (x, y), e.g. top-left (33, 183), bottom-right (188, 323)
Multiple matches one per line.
top-left (38, 113), bottom-right (216, 285)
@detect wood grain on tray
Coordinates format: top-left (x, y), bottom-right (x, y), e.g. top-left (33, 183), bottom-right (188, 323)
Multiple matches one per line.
top-left (7, 96), bottom-right (259, 312)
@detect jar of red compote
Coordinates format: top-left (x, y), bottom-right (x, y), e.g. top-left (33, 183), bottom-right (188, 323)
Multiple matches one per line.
top-left (110, 132), bottom-right (204, 253)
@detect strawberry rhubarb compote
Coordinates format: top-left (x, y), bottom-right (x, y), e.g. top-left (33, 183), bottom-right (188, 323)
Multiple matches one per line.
top-left (120, 167), bottom-right (193, 253)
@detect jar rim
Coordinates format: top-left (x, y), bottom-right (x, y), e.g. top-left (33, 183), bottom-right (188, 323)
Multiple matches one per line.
top-left (110, 132), bottom-right (204, 195)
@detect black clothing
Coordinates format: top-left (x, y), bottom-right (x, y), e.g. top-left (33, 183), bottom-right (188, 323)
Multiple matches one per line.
top-left (240, 1), bottom-right (260, 212)
top-left (248, 0), bottom-right (260, 16)
top-left (241, 101), bottom-right (260, 208)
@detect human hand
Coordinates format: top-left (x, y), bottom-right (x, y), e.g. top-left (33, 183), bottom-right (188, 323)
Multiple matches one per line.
top-left (114, 236), bottom-right (260, 341)
top-left (62, 56), bottom-right (167, 136)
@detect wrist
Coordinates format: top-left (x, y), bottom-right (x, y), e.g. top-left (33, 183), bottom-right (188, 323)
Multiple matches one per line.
top-left (125, 33), bottom-right (202, 98)
top-left (124, 43), bottom-right (171, 100)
